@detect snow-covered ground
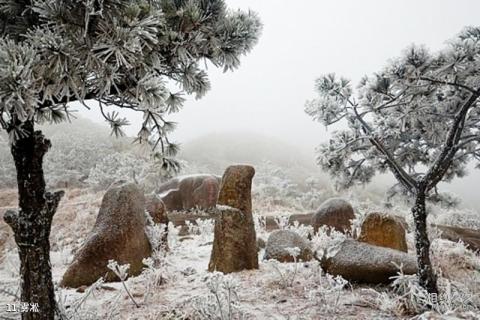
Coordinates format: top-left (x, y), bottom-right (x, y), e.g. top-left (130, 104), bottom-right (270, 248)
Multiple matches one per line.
top-left (1, 188), bottom-right (479, 320)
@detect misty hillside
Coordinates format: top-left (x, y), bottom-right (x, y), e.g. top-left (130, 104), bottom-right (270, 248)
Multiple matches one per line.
top-left (179, 132), bottom-right (322, 182)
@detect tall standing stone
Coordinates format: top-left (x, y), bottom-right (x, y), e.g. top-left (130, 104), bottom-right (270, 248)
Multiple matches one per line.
top-left (208, 165), bottom-right (258, 273)
top-left (61, 183), bottom-right (151, 288)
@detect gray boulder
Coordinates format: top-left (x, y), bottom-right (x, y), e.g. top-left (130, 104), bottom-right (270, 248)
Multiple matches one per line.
top-left (311, 198), bottom-right (355, 234)
top-left (157, 174), bottom-right (221, 212)
top-left (264, 230), bottom-right (313, 262)
top-left (321, 239), bottom-right (417, 284)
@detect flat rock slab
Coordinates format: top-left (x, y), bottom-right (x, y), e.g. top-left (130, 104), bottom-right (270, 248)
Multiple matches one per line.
top-left (321, 239), bottom-right (417, 284)
top-left (434, 224), bottom-right (480, 252)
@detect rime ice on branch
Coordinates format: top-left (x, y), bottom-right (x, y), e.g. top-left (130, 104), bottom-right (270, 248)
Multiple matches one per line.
top-left (306, 27), bottom-right (480, 293)
top-left (0, 1), bottom-right (262, 319)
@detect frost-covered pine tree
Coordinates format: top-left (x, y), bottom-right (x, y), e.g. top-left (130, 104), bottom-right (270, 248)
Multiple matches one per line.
top-left (305, 27), bottom-right (480, 294)
top-left (0, 1), bottom-right (261, 319)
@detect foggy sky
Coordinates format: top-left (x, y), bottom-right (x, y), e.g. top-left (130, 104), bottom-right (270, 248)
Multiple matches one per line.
top-left (79, 0), bottom-right (480, 150)
top-left (78, 0), bottom-right (480, 207)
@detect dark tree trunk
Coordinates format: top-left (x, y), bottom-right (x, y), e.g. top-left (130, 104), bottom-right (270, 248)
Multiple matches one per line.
top-left (411, 189), bottom-right (438, 294)
top-left (3, 120), bottom-right (64, 320)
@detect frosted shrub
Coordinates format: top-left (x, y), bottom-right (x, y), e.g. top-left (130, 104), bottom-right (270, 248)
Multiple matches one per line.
top-left (431, 239), bottom-right (480, 276)
top-left (388, 268), bottom-right (479, 315)
top-left (435, 209), bottom-right (480, 230)
top-left (186, 219), bottom-right (215, 243)
top-left (310, 226), bottom-right (346, 259)
top-left (86, 152), bottom-right (145, 189)
top-left (143, 216), bottom-right (175, 303)
top-left (144, 211), bottom-right (169, 261)
top-left (191, 272), bottom-right (246, 320)
top-left (142, 256), bottom-right (176, 305)
top-left (274, 215), bottom-right (290, 230)
top-left (286, 221), bottom-right (314, 239)
top-left (56, 278), bottom-right (105, 320)
top-left (167, 222), bottom-right (182, 251)
top-left (390, 272), bottom-right (431, 314)
top-left (196, 218), bottom-right (215, 242)
top-left (305, 273), bottom-right (349, 313)
top-left (266, 247), bottom-right (301, 289)
top-left (107, 260), bottom-right (139, 308)
top-left (253, 214), bottom-right (267, 235)
top-left (86, 152), bottom-right (176, 192)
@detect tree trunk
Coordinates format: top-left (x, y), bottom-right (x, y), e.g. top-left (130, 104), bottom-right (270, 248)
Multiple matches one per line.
top-left (411, 189), bottom-right (438, 294)
top-left (3, 120), bottom-right (64, 320)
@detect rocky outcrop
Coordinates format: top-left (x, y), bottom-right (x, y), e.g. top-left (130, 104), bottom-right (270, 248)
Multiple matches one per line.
top-left (433, 224), bottom-right (480, 252)
top-left (311, 198), bottom-right (355, 234)
top-left (358, 212), bottom-right (408, 252)
top-left (208, 165), bottom-right (258, 273)
top-left (157, 174), bottom-right (221, 212)
top-left (264, 230), bottom-right (313, 262)
top-left (61, 183), bottom-right (151, 288)
top-left (320, 239), bottom-right (417, 284)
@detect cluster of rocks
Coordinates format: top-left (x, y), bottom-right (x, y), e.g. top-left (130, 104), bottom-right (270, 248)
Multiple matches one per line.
top-left (60, 165), bottom-right (480, 289)
top-left (61, 165), bottom-right (259, 287)
top-left (261, 197), bottom-right (417, 284)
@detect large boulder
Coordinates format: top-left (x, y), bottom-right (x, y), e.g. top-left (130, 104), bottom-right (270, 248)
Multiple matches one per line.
top-left (264, 230), bottom-right (313, 262)
top-left (311, 198), bottom-right (355, 234)
top-left (321, 239), bottom-right (417, 284)
top-left (209, 165), bottom-right (258, 273)
top-left (61, 183), bottom-right (151, 288)
top-left (433, 224), bottom-right (480, 252)
top-left (358, 212), bottom-right (408, 252)
top-left (157, 174), bottom-right (221, 212)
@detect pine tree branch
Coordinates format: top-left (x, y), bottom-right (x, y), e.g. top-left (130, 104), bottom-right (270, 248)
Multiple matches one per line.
top-left (351, 104), bottom-right (417, 191)
top-left (417, 77), bottom-right (477, 94)
top-left (423, 89), bottom-right (480, 190)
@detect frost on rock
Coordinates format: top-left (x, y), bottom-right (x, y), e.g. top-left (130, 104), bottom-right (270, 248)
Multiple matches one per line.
top-left (60, 183), bottom-right (151, 288)
top-left (321, 239), bottom-right (417, 284)
top-left (311, 197), bottom-right (355, 234)
top-left (157, 174), bottom-right (222, 212)
top-left (209, 165), bottom-right (258, 273)
top-left (264, 230), bottom-right (313, 262)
